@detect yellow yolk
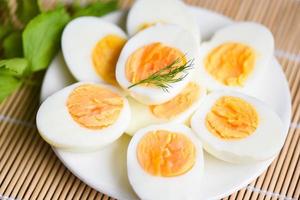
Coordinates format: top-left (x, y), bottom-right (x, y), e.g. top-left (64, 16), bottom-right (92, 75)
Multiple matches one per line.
top-left (92, 35), bottom-right (126, 85)
top-left (67, 84), bottom-right (123, 129)
top-left (205, 96), bottom-right (258, 140)
top-left (126, 42), bottom-right (186, 84)
top-left (150, 82), bottom-right (200, 119)
top-left (137, 130), bottom-right (196, 177)
top-left (204, 42), bottom-right (256, 86)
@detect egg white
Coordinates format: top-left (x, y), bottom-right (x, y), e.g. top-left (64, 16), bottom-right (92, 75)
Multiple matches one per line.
top-left (36, 82), bottom-right (131, 152)
top-left (116, 24), bottom-right (200, 105)
top-left (125, 82), bottom-right (206, 135)
top-left (126, 0), bottom-right (201, 43)
top-left (127, 124), bottom-right (204, 200)
top-left (195, 22), bottom-right (274, 92)
top-left (61, 17), bottom-right (127, 83)
top-left (190, 91), bottom-right (285, 163)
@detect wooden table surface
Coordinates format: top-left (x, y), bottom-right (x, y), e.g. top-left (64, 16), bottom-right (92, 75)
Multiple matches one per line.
top-left (0, 0), bottom-right (299, 199)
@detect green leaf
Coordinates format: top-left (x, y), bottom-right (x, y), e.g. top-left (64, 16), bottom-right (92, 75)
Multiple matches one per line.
top-left (73, 0), bottom-right (118, 18)
top-left (0, 75), bottom-right (22, 103)
top-left (16, 0), bottom-right (40, 24)
top-left (3, 31), bottom-right (23, 58)
top-left (0, 58), bottom-right (29, 77)
top-left (23, 8), bottom-right (70, 72)
top-left (0, 23), bottom-right (14, 41)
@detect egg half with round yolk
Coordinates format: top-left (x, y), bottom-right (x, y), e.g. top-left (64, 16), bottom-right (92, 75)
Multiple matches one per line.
top-left (127, 124), bottom-right (204, 200)
top-left (126, 82), bottom-right (206, 135)
top-left (194, 22), bottom-right (274, 91)
top-left (62, 17), bottom-right (127, 85)
top-left (36, 82), bottom-right (131, 151)
top-left (190, 91), bottom-right (285, 163)
top-left (126, 0), bottom-right (200, 43)
top-left (116, 24), bottom-right (199, 105)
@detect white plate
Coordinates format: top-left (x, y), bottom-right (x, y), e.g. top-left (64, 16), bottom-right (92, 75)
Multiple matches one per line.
top-left (40, 7), bottom-right (291, 200)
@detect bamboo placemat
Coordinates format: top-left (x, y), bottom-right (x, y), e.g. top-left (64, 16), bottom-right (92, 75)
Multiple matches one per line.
top-left (0, 0), bottom-right (299, 199)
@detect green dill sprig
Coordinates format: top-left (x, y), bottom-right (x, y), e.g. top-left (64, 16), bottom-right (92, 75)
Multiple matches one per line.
top-left (128, 57), bottom-right (194, 92)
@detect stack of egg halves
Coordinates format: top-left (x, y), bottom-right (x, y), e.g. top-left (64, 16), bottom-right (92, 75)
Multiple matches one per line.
top-left (36, 0), bottom-right (285, 199)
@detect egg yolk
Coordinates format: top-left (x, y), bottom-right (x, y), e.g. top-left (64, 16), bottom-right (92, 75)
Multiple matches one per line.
top-left (204, 42), bottom-right (256, 86)
top-left (92, 34), bottom-right (126, 85)
top-left (205, 96), bottom-right (258, 140)
top-left (67, 84), bottom-right (124, 129)
top-left (150, 82), bottom-right (200, 119)
top-left (137, 130), bottom-right (196, 177)
top-left (126, 42), bottom-right (186, 84)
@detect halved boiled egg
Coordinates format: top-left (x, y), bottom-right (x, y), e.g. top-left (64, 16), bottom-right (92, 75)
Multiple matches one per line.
top-left (127, 124), bottom-right (204, 200)
top-left (190, 91), bottom-right (285, 163)
top-left (36, 82), bottom-right (131, 151)
top-left (195, 22), bottom-right (274, 91)
top-left (127, 0), bottom-right (200, 43)
top-left (126, 82), bottom-right (206, 135)
top-left (116, 24), bottom-right (199, 105)
top-left (62, 17), bottom-right (127, 85)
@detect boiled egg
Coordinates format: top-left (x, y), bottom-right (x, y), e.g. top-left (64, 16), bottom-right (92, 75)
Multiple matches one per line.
top-left (126, 82), bottom-right (206, 135)
top-left (127, 124), bottom-right (204, 200)
top-left (116, 24), bottom-right (199, 105)
top-left (62, 17), bottom-right (127, 85)
top-left (36, 82), bottom-right (131, 151)
top-left (190, 91), bottom-right (285, 163)
top-left (127, 0), bottom-right (200, 43)
top-left (195, 22), bottom-right (274, 91)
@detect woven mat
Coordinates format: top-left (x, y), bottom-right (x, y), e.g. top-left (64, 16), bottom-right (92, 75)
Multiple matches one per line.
top-left (0, 0), bottom-right (299, 199)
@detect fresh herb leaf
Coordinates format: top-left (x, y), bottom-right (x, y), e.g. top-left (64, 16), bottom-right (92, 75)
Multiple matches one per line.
top-left (128, 57), bottom-right (194, 92)
top-left (0, 75), bottom-right (22, 102)
top-left (0, 24), bottom-right (13, 58)
top-left (72, 0), bottom-right (118, 18)
top-left (0, 23), bottom-right (14, 42)
top-left (3, 31), bottom-right (23, 58)
top-left (16, 0), bottom-right (40, 24)
top-left (0, 58), bottom-right (29, 77)
top-left (1, 0), bottom-right (118, 104)
top-left (22, 8), bottom-right (70, 72)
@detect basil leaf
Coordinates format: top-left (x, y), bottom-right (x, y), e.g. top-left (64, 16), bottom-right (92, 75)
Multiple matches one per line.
top-left (0, 58), bottom-right (29, 77)
top-left (0, 23), bottom-right (14, 41)
top-left (16, 0), bottom-right (40, 24)
top-left (23, 8), bottom-right (70, 72)
top-left (0, 75), bottom-right (22, 103)
top-left (3, 32), bottom-right (23, 58)
top-left (73, 0), bottom-right (118, 18)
